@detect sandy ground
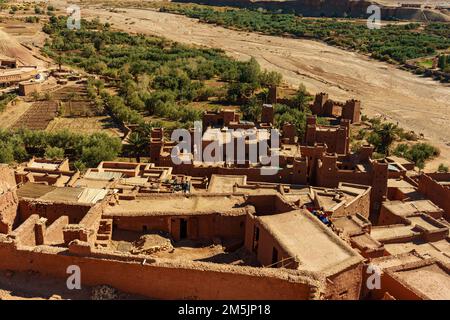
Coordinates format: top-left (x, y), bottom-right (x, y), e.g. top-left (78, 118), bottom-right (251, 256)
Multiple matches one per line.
top-left (70, 6), bottom-right (449, 170)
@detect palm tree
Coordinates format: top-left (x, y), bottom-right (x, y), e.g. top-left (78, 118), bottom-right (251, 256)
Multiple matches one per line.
top-left (126, 132), bottom-right (147, 163)
top-left (292, 84), bottom-right (313, 111)
top-left (378, 123), bottom-right (398, 156)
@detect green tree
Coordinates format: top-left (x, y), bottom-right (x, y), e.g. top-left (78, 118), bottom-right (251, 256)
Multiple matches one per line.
top-left (0, 142), bottom-right (14, 163)
top-left (44, 146), bottom-right (65, 159)
top-left (438, 163), bottom-right (449, 173)
top-left (292, 84), bottom-right (313, 111)
top-left (369, 123), bottom-right (399, 155)
top-left (126, 132), bottom-right (147, 163)
top-left (438, 55), bottom-right (447, 70)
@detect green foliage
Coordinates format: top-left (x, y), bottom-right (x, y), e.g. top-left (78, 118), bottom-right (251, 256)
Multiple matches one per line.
top-left (292, 84), bottom-right (313, 111)
top-left (393, 143), bottom-right (440, 169)
top-left (0, 129), bottom-right (122, 168)
top-left (438, 163), bottom-right (449, 173)
top-left (126, 132), bottom-right (148, 162)
top-left (44, 146), bottom-right (65, 159)
top-left (367, 122), bottom-right (399, 155)
top-left (438, 54), bottom-right (450, 72)
top-left (25, 16), bottom-right (40, 23)
top-left (273, 103), bottom-right (311, 138)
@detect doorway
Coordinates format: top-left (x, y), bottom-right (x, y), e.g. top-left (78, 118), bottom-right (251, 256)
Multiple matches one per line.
top-left (180, 218), bottom-right (188, 240)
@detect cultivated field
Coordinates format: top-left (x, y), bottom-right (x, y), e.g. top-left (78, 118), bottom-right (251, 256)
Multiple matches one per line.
top-left (46, 116), bottom-right (124, 137)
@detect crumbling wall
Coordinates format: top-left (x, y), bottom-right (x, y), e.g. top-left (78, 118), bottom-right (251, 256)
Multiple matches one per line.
top-left (324, 263), bottom-right (363, 300)
top-left (0, 166), bottom-right (19, 234)
top-left (0, 243), bottom-right (319, 299)
top-left (18, 200), bottom-right (92, 224)
top-left (0, 191), bottom-right (19, 234)
top-left (45, 216), bottom-right (69, 245)
top-left (9, 214), bottom-right (40, 246)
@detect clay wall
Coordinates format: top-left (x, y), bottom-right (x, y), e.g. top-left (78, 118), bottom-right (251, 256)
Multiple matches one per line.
top-left (0, 68), bottom-right (37, 84)
top-left (45, 216), bottom-right (69, 245)
top-left (418, 174), bottom-right (450, 220)
top-left (0, 166), bottom-right (19, 234)
top-left (9, 214), bottom-right (40, 246)
top-left (0, 190), bottom-right (19, 234)
top-left (378, 205), bottom-right (405, 226)
top-left (171, 162), bottom-right (306, 184)
top-left (18, 82), bottom-right (41, 96)
top-left (244, 214), bottom-right (298, 269)
top-left (18, 200), bottom-right (92, 225)
top-left (324, 263), bottom-right (363, 300)
top-left (0, 243), bottom-right (317, 299)
top-left (112, 213), bottom-right (246, 242)
top-left (305, 117), bottom-right (349, 155)
top-left (329, 187), bottom-right (371, 218)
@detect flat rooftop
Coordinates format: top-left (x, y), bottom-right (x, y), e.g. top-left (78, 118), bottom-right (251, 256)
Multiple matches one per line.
top-left (0, 66), bottom-right (36, 76)
top-left (17, 182), bottom-right (108, 204)
top-left (331, 214), bottom-right (369, 236)
top-left (383, 239), bottom-right (450, 264)
top-left (390, 262), bottom-right (450, 300)
top-left (371, 225), bottom-right (418, 242)
top-left (202, 128), bottom-right (270, 143)
top-left (258, 210), bottom-right (362, 272)
top-left (383, 200), bottom-right (443, 216)
top-left (370, 252), bottom-right (424, 271)
top-left (104, 195), bottom-right (247, 217)
top-left (208, 175), bottom-right (247, 193)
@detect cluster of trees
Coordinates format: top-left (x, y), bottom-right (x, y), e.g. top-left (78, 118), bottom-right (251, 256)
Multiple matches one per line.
top-left (0, 129), bottom-right (122, 170)
top-left (353, 118), bottom-right (440, 168)
top-left (161, 5), bottom-right (450, 64)
top-left (393, 143), bottom-right (440, 170)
